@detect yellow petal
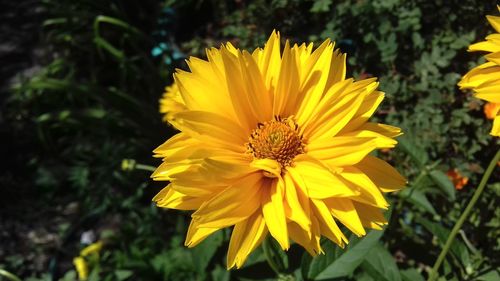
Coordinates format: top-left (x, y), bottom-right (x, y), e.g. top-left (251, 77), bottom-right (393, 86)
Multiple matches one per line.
top-left (492, 115), bottom-right (500, 136)
top-left (342, 91), bottom-right (384, 131)
top-left (151, 161), bottom-right (196, 181)
top-left (185, 220), bottom-right (221, 247)
top-left (200, 157), bottom-right (256, 181)
top-left (311, 199), bottom-right (347, 246)
top-left (288, 155), bottom-right (359, 199)
top-left (325, 49), bottom-right (347, 87)
top-left (485, 51), bottom-right (500, 65)
top-left (295, 40), bottom-right (334, 122)
top-left (474, 83), bottom-right (500, 103)
top-left (171, 182), bottom-right (225, 197)
top-left (73, 257), bottom-right (88, 281)
top-left (324, 198), bottom-right (365, 237)
top-left (353, 202), bottom-right (388, 230)
top-left (487, 15), bottom-right (500, 33)
top-left (459, 62), bottom-right (500, 89)
top-left (250, 158), bottom-right (282, 178)
top-left (258, 30), bottom-right (282, 90)
top-left (153, 132), bottom-right (192, 158)
top-left (469, 40), bottom-right (500, 53)
top-left (174, 69), bottom-right (235, 119)
top-left (307, 136), bottom-right (377, 166)
top-left (306, 90), bottom-right (368, 140)
top-left (169, 157), bottom-right (255, 191)
top-left (227, 212), bottom-right (268, 269)
top-left (283, 173), bottom-right (311, 233)
top-left (339, 167), bottom-right (389, 209)
top-left (288, 221), bottom-right (321, 256)
top-left (338, 126), bottom-right (399, 149)
top-left (80, 241), bottom-right (103, 257)
top-left (153, 185), bottom-right (206, 210)
top-left (220, 47), bottom-right (258, 130)
top-left (239, 51), bottom-right (273, 122)
top-left (262, 178), bottom-right (289, 249)
top-left (192, 173), bottom-right (263, 228)
top-left (173, 110), bottom-right (247, 152)
top-left (355, 156), bottom-right (406, 192)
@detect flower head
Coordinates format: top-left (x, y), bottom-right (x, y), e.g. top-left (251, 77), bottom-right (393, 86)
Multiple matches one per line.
top-left (73, 256), bottom-right (88, 280)
top-left (446, 169), bottom-right (469, 190)
top-left (159, 82), bottom-right (186, 126)
top-left (458, 6), bottom-right (500, 136)
top-left (80, 241), bottom-right (103, 257)
top-left (152, 31), bottom-right (406, 269)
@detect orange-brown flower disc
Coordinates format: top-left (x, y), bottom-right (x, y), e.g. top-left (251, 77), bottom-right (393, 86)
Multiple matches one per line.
top-left (247, 117), bottom-right (305, 169)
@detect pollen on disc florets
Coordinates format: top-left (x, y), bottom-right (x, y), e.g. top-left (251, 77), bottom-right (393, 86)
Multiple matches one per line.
top-left (247, 116), bottom-right (305, 168)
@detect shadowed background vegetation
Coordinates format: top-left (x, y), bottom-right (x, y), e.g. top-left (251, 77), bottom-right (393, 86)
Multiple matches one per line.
top-left (1, 0), bottom-right (499, 280)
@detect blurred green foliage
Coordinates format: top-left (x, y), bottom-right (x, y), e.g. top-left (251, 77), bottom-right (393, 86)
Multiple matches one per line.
top-left (2, 0), bottom-right (500, 280)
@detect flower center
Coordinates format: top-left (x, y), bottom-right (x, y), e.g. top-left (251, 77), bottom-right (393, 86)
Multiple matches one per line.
top-left (247, 117), bottom-right (305, 168)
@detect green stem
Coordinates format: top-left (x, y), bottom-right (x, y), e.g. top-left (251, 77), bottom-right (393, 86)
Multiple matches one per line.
top-left (428, 148), bottom-right (500, 281)
top-left (396, 168), bottom-right (427, 211)
top-left (262, 238), bottom-right (281, 275)
top-left (0, 269), bottom-right (22, 281)
top-left (135, 163), bottom-right (156, 172)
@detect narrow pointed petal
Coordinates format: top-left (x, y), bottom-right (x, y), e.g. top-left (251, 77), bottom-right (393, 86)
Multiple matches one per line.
top-left (173, 111), bottom-right (247, 152)
top-left (492, 115), bottom-right (500, 136)
top-left (307, 136), bottom-right (377, 167)
top-left (288, 222), bottom-right (321, 256)
top-left (262, 178), bottom-right (289, 250)
top-left (250, 158), bottom-right (281, 178)
top-left (355, 156), bottom-right (407, 192)
top-left (288, 155), bottom-right (359, 199)
top-left (311, 199), bottom-right (347, 246)
top-left (192, 174), bottom-right (263, 228)
top-left (227, 212), bottom-right (268, 269)
top-left (283, 173), bottom-right (311, 233)
top-left (324, 197), bottom-right (366, 237)
top-left (185, 220), bottom-right (221, 247)
top-left (353, 202), bottom-right (388, 230)
top-left (339, 167), bottom-right (389, 209)
top-left (153, 185), bottom-right (206, 210)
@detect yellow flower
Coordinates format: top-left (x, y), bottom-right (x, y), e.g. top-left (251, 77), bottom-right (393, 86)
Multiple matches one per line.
top-left (159, 82), bottom-right (187, 127)
top-left (152, 31), bottom-right (406, 269)
top-left (73, 256), bottom-right (88, 280)
top-left (80, 241), bottom-right (103, 257)
top-left (458, 6), bottom-right (500, 136)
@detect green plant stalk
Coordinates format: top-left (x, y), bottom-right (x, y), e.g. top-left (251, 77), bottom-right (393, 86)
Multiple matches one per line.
top-left (428, 148), bottom-right (500, 281)
top-left (135, 163), bottom-right (156, 172)
top-left (0, 269), bottom-right (22, 281)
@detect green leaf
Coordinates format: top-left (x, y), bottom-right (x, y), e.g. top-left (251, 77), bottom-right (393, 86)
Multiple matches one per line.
top-left (84, 108), bottom-right (107, 119)
top-left (310, 0), bottom-right (332, 13)
top-left (361, 243), bottom-right (401, 281)
top-left (400, 268), bottom-right (425, 281)
top-left (429, 170), bottom-right (456, 201)
top-left (476, 269), bottom-right (500, 281)
top-left (301, 239), bottom-right (338, 280)
top-left (190, 230), bottom-right (223, 272)
top-left (93, 37), bottom-right (125, 60)
top-left (114, 270), bottom-right (133, 281)
top-left (399, 188), bottom-right (437, 215)
top-left (416, 217), bottom-right (470, 269)
top-left (211, 265), bottom-right (230, 281)
top-left (398, 137), bottom-right (429, 168)
top-left (307, 230), bottom-right (384, 280)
